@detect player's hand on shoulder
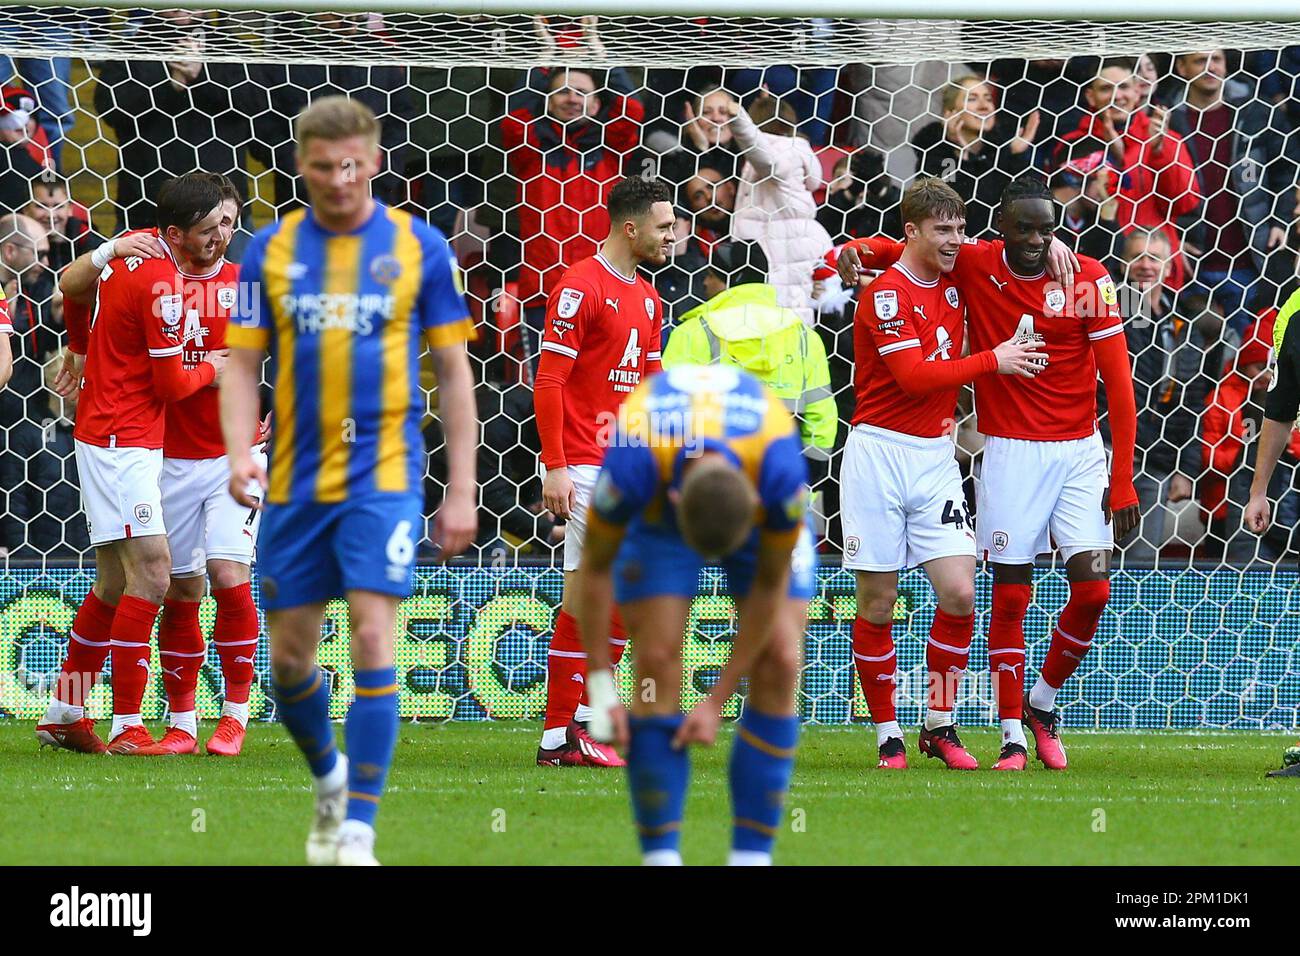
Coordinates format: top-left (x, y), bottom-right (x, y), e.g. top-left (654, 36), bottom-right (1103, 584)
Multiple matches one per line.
top-left (206, 348), bottom-right (230, 386)
top-left (1045, 237), bottom-right (1079, 286)
top-left (227, 454), bottom-right (267, 509)
top-left (993, 335), bottom-right (1046, 377)
top-left (114, 232), bottom-right (165, 261)
top-left (433, 488), bottom-right (477, 559)
top-left (542, 467), bottom-right (575, 520)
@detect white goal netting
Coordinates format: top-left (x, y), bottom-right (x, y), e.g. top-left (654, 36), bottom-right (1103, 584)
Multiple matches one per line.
top-left (0, 6), bottom-right (1297, 728)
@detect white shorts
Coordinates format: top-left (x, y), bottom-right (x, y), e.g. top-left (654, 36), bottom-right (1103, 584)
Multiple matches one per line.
top-left (555, 463), bottom-right (601, 573)
top-left (74, 441), bottom-right (166, 546)
top-left (162, 450), bottom-right (267, 575)
top-left (976, 432), bottom-right (1112, 564)
top-left (840, 424), bottom-right (975, 572)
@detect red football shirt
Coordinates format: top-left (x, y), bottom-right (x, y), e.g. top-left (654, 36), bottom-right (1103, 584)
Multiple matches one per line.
top-left (535, 253), bottom-right (664, 468)
top-left (852, 262), bottom-right (968, 438)
top-left (75, 247), bottom-right (222, 450)
top-left (952, 239), bottom-right (1124, 441)
top-left (163, 260), bottom-right (239, 459)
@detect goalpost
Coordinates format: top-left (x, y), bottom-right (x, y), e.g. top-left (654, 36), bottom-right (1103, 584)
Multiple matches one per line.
top-left (0, 1), bottom-right (1298, 730)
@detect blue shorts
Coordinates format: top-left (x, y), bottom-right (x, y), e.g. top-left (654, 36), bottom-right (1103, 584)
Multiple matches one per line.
top-left (256, 492), bottom-right (423, 611)
top-left (613, 519), bottom-right (816, 605)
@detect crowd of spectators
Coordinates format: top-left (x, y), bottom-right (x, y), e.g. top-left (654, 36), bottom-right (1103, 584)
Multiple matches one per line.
top-left (2, 11), bottom-right (1300, 569)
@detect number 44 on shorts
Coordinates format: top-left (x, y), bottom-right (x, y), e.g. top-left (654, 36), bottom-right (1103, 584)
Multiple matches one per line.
top-left (942, 499), bottom-right (973, 532)
top-left (385, 520), bottom-right (415, 582)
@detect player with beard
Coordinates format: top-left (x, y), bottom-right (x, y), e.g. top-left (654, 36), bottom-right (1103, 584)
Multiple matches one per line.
top-left (534, 176), bottom-right (674, 767)
top-left (840, 173), bottom-right (1139, 770)
top-left (35, 173), bottom-right (229, 754)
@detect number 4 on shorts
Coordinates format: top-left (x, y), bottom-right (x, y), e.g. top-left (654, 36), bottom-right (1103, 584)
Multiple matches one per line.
top-left (941, 499), bottom-right (972, 531)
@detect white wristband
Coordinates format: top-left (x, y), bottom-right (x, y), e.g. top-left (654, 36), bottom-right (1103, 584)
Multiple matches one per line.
top-left (90, 239), bottom-right (117, 271)
top-left (585, 668), bottom-right (618, 742)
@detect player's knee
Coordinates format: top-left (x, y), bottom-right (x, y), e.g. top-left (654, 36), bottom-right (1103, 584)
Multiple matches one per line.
top-left (206, 561), bottom-right (249, 592)
top-left (167, 574), bottom-right (205, 603)
top-left (635, 638), bottom-right (681, 682)
top-left (270, 646), bottom-right (314, 686)
top-left (858, 588), bottom-right (897, 623)
top-left (754, 631), bottom-right (801, 689)
top-left (938, 581), bottom-right (976, 616)
top-left (1070, 578), bottom-right (1111, 617)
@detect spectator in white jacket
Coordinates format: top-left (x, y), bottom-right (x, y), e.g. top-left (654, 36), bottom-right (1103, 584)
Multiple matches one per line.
top-left (726, 92), bottom-right (833, 326)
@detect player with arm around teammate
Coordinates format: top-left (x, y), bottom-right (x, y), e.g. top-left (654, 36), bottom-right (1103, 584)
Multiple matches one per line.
top-left (576, 364), bottom-right (815, 866)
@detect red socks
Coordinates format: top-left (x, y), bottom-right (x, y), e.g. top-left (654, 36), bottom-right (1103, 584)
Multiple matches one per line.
top-left (110, 595), bottom-right (161, 718)
top-left (544, 610), bottom-right (585, 731)
top-left (926, 608), bottom-right (973, 713)
top-left (1040, 579), bottom-right (1110, 689)
top-left (57, 590), bottom-right (116, 707)
top-left (158, 599), bottom-right (204, 712)
top-left (989, 583), bottom-right (1031, 719)
top-left (212, 583), bottom-right (258, 705)
top-left (579, 610), bottom-right (628, 707)
top-left (851, 617), bottom-right (897, 724)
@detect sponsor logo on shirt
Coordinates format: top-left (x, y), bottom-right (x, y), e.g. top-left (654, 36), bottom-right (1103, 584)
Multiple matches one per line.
top-left (556, 287), bottom-right (584, 319)
top-left (280, 293), bottom-right (393, 335)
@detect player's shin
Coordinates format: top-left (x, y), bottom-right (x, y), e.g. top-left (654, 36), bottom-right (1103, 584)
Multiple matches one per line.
top-left (989, 583), bottom-right (1032, 746)
top-left (46, 590), bottom-right (116, 721)
top-left (851, 617), bottom-right (900, 744)
top-left (212, 582), bottom-right (258, 723)
top-left (729, 707), bottom-right (799, 866)
top-left (158, 598), bottom-right (204, 738)
top-left (924, 609), bottom-right (973, 729)
top-left (273, 667), bottom-right (340, 781)
top-left (343, 667), bottom-right (399, 828)
top-left (109, 595), bottom-right (163, 740)
top-left (541, 609), bottom-right (585, 750)
top-left (627, 714), bottom-right (690, 865)
top-left (575, 610), bottom-right (628, 722)
top-left (1031, 579), bottom-right (1110, 710)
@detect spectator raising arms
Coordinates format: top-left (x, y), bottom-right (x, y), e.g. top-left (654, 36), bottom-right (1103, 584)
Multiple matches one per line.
top-left (726, 91), bottom-right (832, 325)
top-left (911, 76), bottom-right (1038, 238)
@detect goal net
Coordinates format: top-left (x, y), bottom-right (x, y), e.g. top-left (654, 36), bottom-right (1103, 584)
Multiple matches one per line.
top-left (0, 4), bottom-right (1297, 730)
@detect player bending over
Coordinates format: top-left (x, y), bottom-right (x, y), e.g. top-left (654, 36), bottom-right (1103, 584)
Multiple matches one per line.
top-left (36, 173), bottom-right (230, 754)
top-left (221, 97), bottom-right (477, 865)
top-left (533, 177), bottom-right (672, 767)
top-left (577, 364), bottom-right (815, 866)
top-left (839, 173), bottom-right (1139, 770)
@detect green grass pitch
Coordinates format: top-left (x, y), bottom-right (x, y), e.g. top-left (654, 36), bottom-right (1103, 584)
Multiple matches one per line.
top-left (1, 722), bottom-right (1296, 865)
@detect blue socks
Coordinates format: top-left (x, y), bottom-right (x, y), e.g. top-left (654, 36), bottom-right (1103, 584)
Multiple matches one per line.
top-left (274, 667), bottom-right (338, 778)
top-left (729, 708), bottom-right (799, 855)
top-left (627, 714), bottom-right (689, 857)
top-left (344, 667), bottom-right (400, 826)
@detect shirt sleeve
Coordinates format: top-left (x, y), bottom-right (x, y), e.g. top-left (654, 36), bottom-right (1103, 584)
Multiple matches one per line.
top-left (1081, 259), bottom-right (1125, 341)
top-left (539, 278), bottom-right (595, 364)
top-left (226, 233), bottom-right (270, 351)
top-left (589, 442), bottom-right (658, 526)
top-left (1265, 317), bottom-right (1300, 425)
top-left (420, 226), bottom-right (474, 348)
top-left (645, 288), bottom-right (664, 374)
top-left (863, 281), bottom-right (920, 359)
top-left (756, 430), bottom-right (809, 533)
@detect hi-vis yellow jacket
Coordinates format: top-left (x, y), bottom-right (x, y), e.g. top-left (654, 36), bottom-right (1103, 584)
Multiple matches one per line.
top-left (662, 283), bottom-right (836, 458)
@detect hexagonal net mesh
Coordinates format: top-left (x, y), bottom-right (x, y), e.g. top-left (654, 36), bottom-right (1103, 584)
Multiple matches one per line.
top-left (0, 6), bottom-right (1297, 727)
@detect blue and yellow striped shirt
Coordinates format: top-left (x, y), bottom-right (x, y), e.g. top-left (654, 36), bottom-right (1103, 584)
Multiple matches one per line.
top-left (228, 202), bottom-right (473, 504)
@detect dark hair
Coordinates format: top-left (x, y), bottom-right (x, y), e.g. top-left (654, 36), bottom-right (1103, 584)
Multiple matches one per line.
top-left (206, 171), bottom-right (242, 209)
top-left (545, 65), bottom-right (601, 93)
top-left (607, 176), bottom-right (672, 225)
top-left (900, 176), bottom-right (965, 227)
top-left (1001, 171), bottom-right (1054, 211)
top-left (156, 172), bottom-right (224, 232)
top-left (709, 239), bottom-right (768, 287)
